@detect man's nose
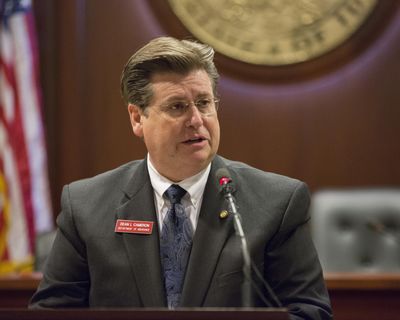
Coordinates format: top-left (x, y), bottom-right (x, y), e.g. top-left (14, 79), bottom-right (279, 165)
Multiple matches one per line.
top-left (186, 104), bottom-right (204, 128)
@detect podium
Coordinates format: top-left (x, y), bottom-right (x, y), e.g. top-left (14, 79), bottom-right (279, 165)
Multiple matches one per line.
top-left (0, 308), bottom-right (289, 320)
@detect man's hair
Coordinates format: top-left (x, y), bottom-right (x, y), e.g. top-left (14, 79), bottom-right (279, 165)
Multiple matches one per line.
top-left (120, 37), bottom-right (219, 109)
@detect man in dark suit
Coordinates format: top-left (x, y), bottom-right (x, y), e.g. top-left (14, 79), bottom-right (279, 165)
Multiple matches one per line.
top-left (30, 37), bottom-right (332, 319)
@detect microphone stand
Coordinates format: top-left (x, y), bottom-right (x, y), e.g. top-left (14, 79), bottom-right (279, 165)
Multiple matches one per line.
top-left (224, 191), bottom-right (253, 307)
top-left (217, 169), bottom-right (282, 308)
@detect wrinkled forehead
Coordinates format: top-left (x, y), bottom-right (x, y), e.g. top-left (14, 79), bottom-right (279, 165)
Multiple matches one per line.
top-left (149, 68), bottom-right (210, 83)
top-left (149, 70), bottom-right (214, 100)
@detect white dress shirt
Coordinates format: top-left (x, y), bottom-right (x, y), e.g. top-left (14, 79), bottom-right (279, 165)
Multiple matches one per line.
top-left (147, 155), bottom-right (211, 232)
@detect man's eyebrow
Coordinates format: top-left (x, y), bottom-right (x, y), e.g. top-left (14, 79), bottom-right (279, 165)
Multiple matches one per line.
top-left (161, 95), bottom-right (187, 103)
top-left (162, 92), bottom-right (212, 103)
top-left (195, 93), bottom-right (213, 99)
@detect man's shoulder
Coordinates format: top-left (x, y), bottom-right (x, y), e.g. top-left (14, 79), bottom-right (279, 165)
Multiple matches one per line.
top-left (217, 156), bottom-right (303, 190)
top-left (67, 159), bottom-right (144, 194)
top-left (215, 156), bottom-right (310, 222)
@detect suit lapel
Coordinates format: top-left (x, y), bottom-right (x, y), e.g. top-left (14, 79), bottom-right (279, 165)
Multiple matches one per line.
top-left (115, 159), bottom-right (166, 307)
top-left (180, 156), bottom-right (234, 306)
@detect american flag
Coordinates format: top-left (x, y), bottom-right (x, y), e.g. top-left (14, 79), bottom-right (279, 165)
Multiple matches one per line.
top-left (0, 0), bottom-right (52, 274)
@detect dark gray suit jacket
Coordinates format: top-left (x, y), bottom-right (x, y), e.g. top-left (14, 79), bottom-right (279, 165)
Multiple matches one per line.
top-left (30, 156), bottom-right (332, 319)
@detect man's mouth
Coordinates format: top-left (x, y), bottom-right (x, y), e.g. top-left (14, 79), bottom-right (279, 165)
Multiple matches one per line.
top-left (183, 137), bottom-right (206, 144)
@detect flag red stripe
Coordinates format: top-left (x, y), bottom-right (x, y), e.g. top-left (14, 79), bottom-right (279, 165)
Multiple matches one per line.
top-left (1, 0), bottom-right (53, 271)
top-left (0, 55), bottom-right (35, 254)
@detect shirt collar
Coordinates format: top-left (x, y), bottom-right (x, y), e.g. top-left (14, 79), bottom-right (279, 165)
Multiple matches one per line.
top-left (147, 154), bottom-right (211, 209)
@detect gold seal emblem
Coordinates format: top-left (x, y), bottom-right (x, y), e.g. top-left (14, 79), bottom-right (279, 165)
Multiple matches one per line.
top-left (168, 0), bottom-right (378, 65)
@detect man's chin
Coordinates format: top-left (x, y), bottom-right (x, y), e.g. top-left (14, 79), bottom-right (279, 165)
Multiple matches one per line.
top-left (184, 154), bottom-right (213, 171)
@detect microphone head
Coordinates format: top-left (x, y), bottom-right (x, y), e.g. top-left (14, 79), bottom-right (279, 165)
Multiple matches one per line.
top-left (215, 168), bottom-right (235, 195)
top-left (366, 220), bottom-right (385, 233)
top-left (216, 168), bottom-right (232, 186)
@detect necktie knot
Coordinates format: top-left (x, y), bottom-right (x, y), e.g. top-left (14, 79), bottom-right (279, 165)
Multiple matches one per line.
top-left (165, 184), bottom-right (186, 205)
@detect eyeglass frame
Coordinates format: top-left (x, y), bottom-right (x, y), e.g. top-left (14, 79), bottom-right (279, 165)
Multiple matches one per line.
top-left (152, 97), bottom-right (220, 119)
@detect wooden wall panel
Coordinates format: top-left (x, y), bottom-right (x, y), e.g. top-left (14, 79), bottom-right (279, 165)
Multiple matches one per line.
top-left (33, 0), bottom-right (400, 214)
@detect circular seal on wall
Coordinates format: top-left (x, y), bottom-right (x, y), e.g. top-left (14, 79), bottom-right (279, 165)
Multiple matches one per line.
top-left (168, 0), bottom-right (378, 65)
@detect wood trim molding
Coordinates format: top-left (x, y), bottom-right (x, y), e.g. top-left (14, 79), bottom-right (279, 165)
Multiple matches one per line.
top-left (325, 272), bottom-right (400, 290)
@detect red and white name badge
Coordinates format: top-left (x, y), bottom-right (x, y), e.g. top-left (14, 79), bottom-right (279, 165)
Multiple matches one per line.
top-left (114, 219), bottom-right (154, 235)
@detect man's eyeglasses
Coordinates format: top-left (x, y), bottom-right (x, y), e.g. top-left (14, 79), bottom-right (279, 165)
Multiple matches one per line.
top-left (157, 98), bottom-right (219, 119)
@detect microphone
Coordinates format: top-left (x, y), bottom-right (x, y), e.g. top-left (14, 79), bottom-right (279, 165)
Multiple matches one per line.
top-left (216, 168), bottom-right (252, 307)
top-left (366, 220), bottom-right (386, 234)
top-left (367, 219), bottom-right (400, 244)
top-left (216, 169), bottom-right (283, 308)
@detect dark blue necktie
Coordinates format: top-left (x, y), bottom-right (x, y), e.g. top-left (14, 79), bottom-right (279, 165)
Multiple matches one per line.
top-left (160, 184), bottom-right (193, 309)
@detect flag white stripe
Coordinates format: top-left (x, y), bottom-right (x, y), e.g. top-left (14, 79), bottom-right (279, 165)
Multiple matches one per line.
top-left (12, 7), bottom-right (52, 233)
top-left (1, 127), bottom-right (30, 261)
top-left (0, 0), bottom-right (53, 271)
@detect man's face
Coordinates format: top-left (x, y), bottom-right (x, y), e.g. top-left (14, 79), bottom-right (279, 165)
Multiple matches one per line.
top-left (128, 69), bottom-right (220, 181)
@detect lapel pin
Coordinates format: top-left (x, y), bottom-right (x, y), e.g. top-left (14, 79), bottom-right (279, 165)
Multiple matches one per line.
top-left (219, 210), bottom-right (229, 219)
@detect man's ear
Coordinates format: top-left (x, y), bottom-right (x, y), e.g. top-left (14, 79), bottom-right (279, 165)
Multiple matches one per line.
top-left (128, 104), bottom-right (144, 138)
